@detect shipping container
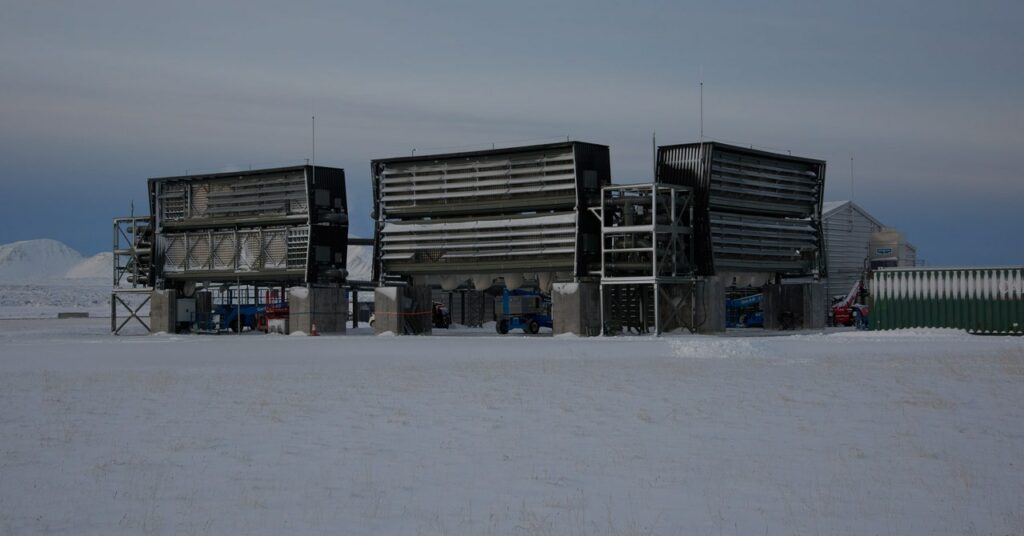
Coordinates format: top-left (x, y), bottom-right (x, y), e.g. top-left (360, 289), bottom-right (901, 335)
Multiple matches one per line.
top-left (871, 267), bottom-right (1023, 334)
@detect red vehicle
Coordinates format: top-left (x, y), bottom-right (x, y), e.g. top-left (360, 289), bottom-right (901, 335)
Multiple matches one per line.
top-left (832, 280), bottom-right (869, 328)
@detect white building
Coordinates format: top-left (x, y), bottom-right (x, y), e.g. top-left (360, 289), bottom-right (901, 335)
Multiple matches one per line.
top-left (822, 201), bottom-right (916, 301)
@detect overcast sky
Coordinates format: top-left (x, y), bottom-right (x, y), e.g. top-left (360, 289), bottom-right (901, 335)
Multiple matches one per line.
top-left (1, 1), bottom-right (1021, 265)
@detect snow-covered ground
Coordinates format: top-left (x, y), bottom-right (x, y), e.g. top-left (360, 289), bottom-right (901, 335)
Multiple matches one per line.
top-left (1, 319), bottom-right (1021, 535)
top-left (0, 239), bottom-right (112, 318)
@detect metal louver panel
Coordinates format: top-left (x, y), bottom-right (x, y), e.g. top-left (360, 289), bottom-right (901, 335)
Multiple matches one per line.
top-left (287, 228), bottom-right (309, 269)
top-left (189, 183), bottom-right (210, 218)
top-left (159, 183), bottom-right (187, 222)
top-left (186, 233), bottom-right (211, 271)
top-left (160, 226), bottom-right (307, 278)
top-left (657, 142), bottom-right (826, 275)
top-left (707, 151), bottom-right (820, 218)
top-left (211, 232), bottom-right (236, 270)
top-left (237, 231), bottom-right (262, 272)
top-left (372, 142), bottom-right (609, 281)
top-left (163, 235), bottom-right (186, 272)
top-left (709, 213), bottom-right (819, 272)
top-left (378, 146), bottom-right (578, 217)
top-left (262, 229), bottom-right (288, 270)
top-left (380, 212), bottom-right (578, 274)
top-left (203, 173), bottom-right (307, 218)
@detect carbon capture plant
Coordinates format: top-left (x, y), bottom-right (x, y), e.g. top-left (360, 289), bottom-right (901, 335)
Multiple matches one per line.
top-left (370, 140), bottom-right (830, 335)
top-left (371, 141), bottom-right (609, 335)
top-left (112, 165), bottom-right (350, 335)
top-left (111, 139), bottom-right (844, 337)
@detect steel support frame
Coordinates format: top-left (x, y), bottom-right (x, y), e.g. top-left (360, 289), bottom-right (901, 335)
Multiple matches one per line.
top-left (111, 290), bottom-right (151, 335)
top-left (598, 183), bottom-right (696, 336)
top-left (113, 216), bottom-right (155, 335)
top-left (599, 279), bottom-right (699, 336)
top-left (600, 183), bottom-right (693, 282)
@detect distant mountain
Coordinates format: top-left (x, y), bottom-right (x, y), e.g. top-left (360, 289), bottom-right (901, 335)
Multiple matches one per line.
top-left (0, 239), bottom-right (85, 283)
top-left (66, 252), bottom-right (113, 280)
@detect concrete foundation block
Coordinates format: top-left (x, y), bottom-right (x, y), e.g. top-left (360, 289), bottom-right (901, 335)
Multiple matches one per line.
top-left (289, 286), bottom-right (348, 334)
top-left (657, 278), bottom-right (725, 334)
top-left (764, 281), bottom-right (826, 331)
top-left (373, 286), bottom-right (433, 335)
top-left (150, 289), bottom-right (177, 334)
top-left (552, 281), bottom-right (601, 336)
top-left (694, 277), bottom-right (726, 334)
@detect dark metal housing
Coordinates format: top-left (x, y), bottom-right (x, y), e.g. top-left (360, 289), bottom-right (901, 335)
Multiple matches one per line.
top-left (148, 165), bottom-right (348, 289)
top-left (372, 141), bottom-right (610, 283)
top-left (657, 142), bottom-right (826, 277)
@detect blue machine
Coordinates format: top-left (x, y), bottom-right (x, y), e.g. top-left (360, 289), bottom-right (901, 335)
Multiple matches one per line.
top-left (216, 303), bottom-right (266, 332)
top-left (497, 288), bottom-right (553, 334)
top-left (726, 293), bottom-right (764, 328)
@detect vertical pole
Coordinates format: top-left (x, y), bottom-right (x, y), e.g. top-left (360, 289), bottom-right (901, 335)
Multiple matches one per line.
top-left (850, 155), bottom-right (854, 203)
top-left (237, 276), bottom-right (241, 335)
top-left (671, 188), bottom-right (677, 276)
top-left (654, 283), bottom-right (661, 335)
top-left (312, 115), bottom-right (316, 185)
top-left (651, 187), bottom-right (657, 280)
top-left (113, 220), bottom-right (118, 289)
top-left (352, 289), bottom-right (359, 328)
top-left (699, 67), bottom-right (704, 142)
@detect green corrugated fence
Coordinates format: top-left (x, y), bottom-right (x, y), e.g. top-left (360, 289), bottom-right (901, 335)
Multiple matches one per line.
top-left (871, 267), bottom-right (1023, 334)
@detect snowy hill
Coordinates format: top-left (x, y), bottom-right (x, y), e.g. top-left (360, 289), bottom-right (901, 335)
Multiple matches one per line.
top-left (65, 252), bottom-right (112, 280)
top-left (0, 239), bottom-right (85, 283)
top-left (0, 240), bottom-right (111, 318)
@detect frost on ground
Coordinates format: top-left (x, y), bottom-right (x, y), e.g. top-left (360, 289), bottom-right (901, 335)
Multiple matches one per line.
top-left (0, 319), bottom-right (1022, 535)
top-left (0, 283), bottom-right (112, 319)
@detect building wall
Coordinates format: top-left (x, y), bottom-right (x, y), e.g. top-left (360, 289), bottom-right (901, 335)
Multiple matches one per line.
top-left (823, 202), bottom-right (883, 300)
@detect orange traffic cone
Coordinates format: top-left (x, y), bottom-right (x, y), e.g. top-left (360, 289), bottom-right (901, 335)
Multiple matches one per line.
top-left (311, 323), bottom-right (319, 336)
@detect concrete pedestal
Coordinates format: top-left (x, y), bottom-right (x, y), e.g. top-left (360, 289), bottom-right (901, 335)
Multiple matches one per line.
top-left (648, 277), bottom-right (724, 334)
top-left (288, 286), bottom-right (348, 334)
top-left (552, 282), bottom-right (601, 336)
top-left (763, 282), bottom-right (826, 331)
top-left (150, 289), bottom-right (177, 334)
top-left (686, 277), bottom-right (726, 334)
top-left (374, 286), bottom-right (433, 335)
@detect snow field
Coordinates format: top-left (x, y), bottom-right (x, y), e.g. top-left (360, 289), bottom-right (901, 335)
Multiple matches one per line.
top-left (0, 319), bottom-right (1022, 535)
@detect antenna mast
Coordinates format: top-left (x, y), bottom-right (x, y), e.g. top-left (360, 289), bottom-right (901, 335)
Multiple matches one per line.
top-left (699, 65), bottom-right (704, 141)
top-left (850, 155), bottom-right (854, 202)
top-left (311, 115), bottom-right (316, 185)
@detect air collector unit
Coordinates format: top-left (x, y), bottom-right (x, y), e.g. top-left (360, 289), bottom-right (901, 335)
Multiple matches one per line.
top-left (148, 165), bottom-right (349, 292)
top-left (657, 142), bottom-right (826, 278)
top-left (372, 141), bottom-right (610, 288)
